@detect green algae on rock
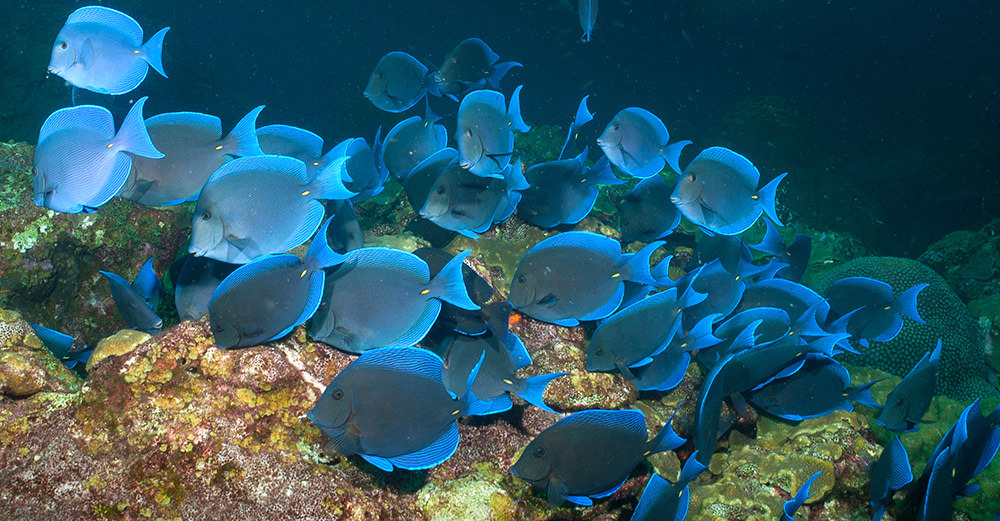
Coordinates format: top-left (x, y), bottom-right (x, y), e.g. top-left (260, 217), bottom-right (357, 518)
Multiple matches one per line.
top-left (0, 308), bottom-right (81, 397)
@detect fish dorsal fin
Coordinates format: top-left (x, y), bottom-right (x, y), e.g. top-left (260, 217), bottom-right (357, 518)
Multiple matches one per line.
top-left (353, 346), bottom-right (444, 382)
top-left (258, 123), bottom-right (323, 159)
top-left (209, 155), bottom-right (310, 186)
top-left (348, 247), bottom-right (430, 282)
top-left (67, 6), bottom-right (143, 46)
top-left (39, 105), bottom-right (114, 143)
top-left (557, 409), bottom-right (646, 436)
top-left (209, 254), bottom-right (298, 307)
top-left (387, 422), bottom-right (461, 470)
top-left (528, 231), bottom-right (620, 260)
top-left (146, 111), bottom-right (223, 138)
top-left (691, 146), bottom-right (760, 188)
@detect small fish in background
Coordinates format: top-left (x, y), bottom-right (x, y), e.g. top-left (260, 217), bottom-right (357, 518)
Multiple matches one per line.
top-left (172, 254), bottom-right (238, 322)
top-left (824, 277), bottom-right (928, 346)
top-left (559, 95), bottom-right (595, 160)
top-left (781, 471), bottom-right (822, 521)
top-left (518, 148), bottom-right (622, 229)
top-left (257, 124), bottom-right (326, 175)
top-left (308, 248), bottom-right (478, 354)
top-left (27, 323), bottom-right (93, 370)
top-left (746, 353), bottom-right (883, 420)
top-left (619, 175), bottom-right (681, 244)
top-left (630, 452), bottom-right (706, 521)
top-left (208, 217), bottom-right (343, 349)
top-left (189, 155), bottom-right (354, 264)
top-left (510, 408), bottom-right (684, 506)
top-left (381, 100), bottom-right (448, 180)
top-left (508, 231), bottom-right (662, 326)
top-left (749, 219), bottom-right (812, 282)
top-left (434, 38), bottom-right (521, 99)
top-left (308, 346), bottom-right (492, 471)
top-left (869, 435), bottom-right (912, 521)
top-left (597, 107), bottom-right (691, 178)
top-left (421, 157), bottom-right (529, 238)
top-left (33, 97), bottom-right (162, 213)
top-left (324, 131), bottom-right (390, 203)
top-left (578, 0), bottom-right (598, 42)
top-left (430, 324), bottom-right (568, 414)
top-left (877, 340), bottom-right (942, 432)
top-left (323, 200), bottom-right (364, 254)
top-left (120, 106), bottom-right (265, 206)
top-left (671, 146), bottom-right (787, 236)
top-left (100, 257), bottom-right (163, 334)
top-left (364, 51), bottom-right (437, 113)
top-left (412, 247), bottom-right (496, 336)
top-left (456, 85), bottom-right (531, 178)
top-left (48, 6), bottom-right (169, 96)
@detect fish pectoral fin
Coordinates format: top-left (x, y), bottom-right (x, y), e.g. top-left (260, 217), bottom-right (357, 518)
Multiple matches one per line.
top-left (486, 152), bottom-right (512, 168)
top-left (79, 38), bottom-right (95, 69)
top-left (536, 293), bottom-right (557, 307)
top-left (546, 475), bottom-right (573, 506)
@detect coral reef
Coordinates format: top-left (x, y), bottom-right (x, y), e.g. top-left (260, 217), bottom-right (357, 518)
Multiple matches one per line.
top-left (811, 256), bottom-right (997, 400)
top-left (0, 309), bottom-right (81, 397)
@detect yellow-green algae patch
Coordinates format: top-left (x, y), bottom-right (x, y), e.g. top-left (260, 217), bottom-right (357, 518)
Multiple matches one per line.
top-left (87, 329), bottom-right (152, 371)
top-left (417, 463), bottom-right (512, 521)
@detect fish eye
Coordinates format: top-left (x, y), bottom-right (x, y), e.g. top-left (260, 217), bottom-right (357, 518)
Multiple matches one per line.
top-left (533, 447), bottom-right (545, 458)
top-left (201, 211), bottom-right (212, 221)
top-left (213, 324), bottom-right (224, 332)
top-left (595, 347), bottom-right (604, 356)
top-left (517, 275), bottom-right (526, 284)
top-left (31, 167), bottom-right (37, 176)
top-left (436, 187), bottom-right (446, 195)
top-left (613, 124), bottom-right (620, 131)
top-left (465, 129), bottom-right (472, 137)
top-left (58, 42), bottom-right (68, 50)
top-left (332, 389), bottom-right (344, 400)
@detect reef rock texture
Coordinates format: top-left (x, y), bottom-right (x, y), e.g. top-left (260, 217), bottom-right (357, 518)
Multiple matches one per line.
top-left (811, 256), bottom-right (997, 400)
top-left (918, 218), bottom-right (1000, 302)
top-left (0, 142), bottom-right (193, 344)
top-left (0, 309), bottom-right (81, 397)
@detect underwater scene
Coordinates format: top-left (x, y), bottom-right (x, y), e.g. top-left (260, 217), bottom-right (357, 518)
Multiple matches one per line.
top-left (1, 1), bottom-right (999, 520)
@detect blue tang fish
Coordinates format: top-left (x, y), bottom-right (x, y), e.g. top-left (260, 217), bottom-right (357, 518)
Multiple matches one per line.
top-left (559, 95), bottom-right (595, 160)
top-left (208, 217), bottom-right (343, 349)
top-left (100, 257), bottom-right (163, 334)
top-left (364, 51), bottom-right (436, 113)
top-left (735, 278), bottom-right (831, 326)
top-left (33, 96), bottom-right (162, 213)
top-left (325, 133), bottom-right (390, 203)
top-left (402, 147), bottom-right (459, 214)
top-left (413, 248), bottom-right (497, 336)
top-left (597, 107), bottom-right (691, 178)
top-left (747, 353), bottom-right (883, 420)
top-left (120, 106), bottom-right (264, 206)
top-left (749, 219), bottom-right (812, 282)
top-left (674, 259), bottom-right (748, 334)
top-left (579, 0), bottom-right (598, 42)
top-left (782, 471), bottom-right (823, 521)
top-left (431, 327), bottom-right (567, 414)
top-left (189, 155), bottom-right (354, 264)
top-left (586, 285), bottom-right (705, 377)
top-left (508, 232), bottom-right (662, 326)
top-left (630, 452), bottom-right (706, 521)
top-left (869, 435), bottom-right (913, 521)
top-left (914, 399), bottom-right (1000, 503)
top-left (510, 408), bottom-right (684, 506)
top-left (518, 148), bottom-right (623, 229)
top-left (877, 340), bottom-right (942, 432)
top-left (825, 277), bottom-right (928, 346)
top-left (257, 124), bottom-right (326, 174)
top-left (308, 346), bottom-right (491, 471)
top-left (671, 146), bottom-right (787, 235)
top-left (323, 200), bottom-right (364, 254)
top-left (434, 38), bottom-right (521, 99)
top-left (382, 101), bottom-right (448, 180)
top-left (630, 313), bottom-right (720, 392)
top-left (619, 174), bottom-right (681, 244)
top-left (456, 85), bottom-right (531, 178)
top-left (420, 157), bottom-right (529, 238)
top-left (172, 254), bottom-right (238, 321)
top-left (308, 248), bottom-right (479, 353)
top-left (28, 323), bottom-right (93, 370)
top-left (48, 6), bottom-right (169, 95)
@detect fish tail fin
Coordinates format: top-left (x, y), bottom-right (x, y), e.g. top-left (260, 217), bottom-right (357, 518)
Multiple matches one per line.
top-left (513, 372), bottom-right (568, 413)
top-left (141, 27), bottom-right (170, 78)
top-left (749, 218), bottom-right (787, 257)
top-left (755, 172), bottom-right (788, 226)
top-left (648, 402), bottom-right (686, 454)
top-left (622, 240), bottom-right (665, 285)
top-left (784, 471), bottom-right (822, 519)
top-left (632, 474), bottom-right (671, 521)
top-left (310, 157), bottom-right (357, 200)
top-left (850, 378), bottom-right (886, 410)
top-left (680, 452), bottom-right (708, 484)
top-left (305, 216), bottom-right (346, 270)
top-left (114, 97), bottom-right (163, 159)
top-left (792, 303), bottom-right (829, 337)
top-left (885, 435), bottom-right (914, 490)
top-left (132, 257), bottom-right (161, 306)
top-left (422, 69), bottom-right (441, 98)
top-left (427, 250), bottom-right (479, 310)
top-left (894, 283), bottom-right (928, 325)
top-left (586, 155), bottom-right (621, 185)
top-left (661, 140), bottom-right (692, 175)
top-left (507, 85), bottom-right (531, 133)
top-left (462, 351), bottom-right (494, 416)
top-left (222, 105), bottom-right (265, 157)
top-left (27, 322), bottom-right (75, 359)
top-left (487, 61), bottom-right (522, 90)
top-left (651, 254), bottom-right (675, 286)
